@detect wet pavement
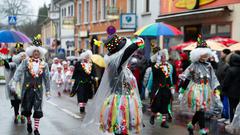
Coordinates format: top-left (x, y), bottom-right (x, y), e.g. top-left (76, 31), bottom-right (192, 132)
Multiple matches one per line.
top-left (0, 85), bottom-right (234, 135)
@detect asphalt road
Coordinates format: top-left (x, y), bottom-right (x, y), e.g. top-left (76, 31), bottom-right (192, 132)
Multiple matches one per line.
top-left (0, 85), bottom-right (232, 135)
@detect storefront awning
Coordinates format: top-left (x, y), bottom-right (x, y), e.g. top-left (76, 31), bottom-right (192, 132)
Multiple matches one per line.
top-left (156, 6), bottom-right (231, 22)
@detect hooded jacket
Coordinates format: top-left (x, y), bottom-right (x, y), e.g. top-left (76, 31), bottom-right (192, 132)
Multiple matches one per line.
top-left (222, 54), bottom-right (240, 98)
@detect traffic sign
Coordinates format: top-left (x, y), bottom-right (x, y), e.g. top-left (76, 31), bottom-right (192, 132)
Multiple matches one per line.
top-left (8, 16), bottom-right (17, 25)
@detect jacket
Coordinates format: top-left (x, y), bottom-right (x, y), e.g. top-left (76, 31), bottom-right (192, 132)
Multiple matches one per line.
top-left (222, 54), bottom-right (240, 98)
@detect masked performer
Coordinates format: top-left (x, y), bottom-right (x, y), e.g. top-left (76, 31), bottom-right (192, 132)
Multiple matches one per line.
top-left (70, 50), bottom-right (96, 114)
top-left (178, 35), bottom-right (220, 135)
top-left (148, 49), bottom-right (175, 128)
top-left (4, 43), bottom-right (26, 124)
top-left (10, 34), bottom-right (50, 135)
top-left (82, 34), bottom-right (144, 135)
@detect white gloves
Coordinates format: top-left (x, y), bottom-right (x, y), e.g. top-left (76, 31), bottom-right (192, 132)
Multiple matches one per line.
top-left (145, 88), bottom-right (149, 99)
top-left (178, 93), bottom-right (183, 101)
top-left (170, 87), bottom-right (175, 95)
top-left (8, 80), bottom-right (17, 94)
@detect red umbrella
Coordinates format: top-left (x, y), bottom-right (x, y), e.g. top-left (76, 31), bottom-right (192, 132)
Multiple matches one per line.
top-left (170, 41), bottom-right (194, 51)
top-left (207, 36), bottom-right (238, 47)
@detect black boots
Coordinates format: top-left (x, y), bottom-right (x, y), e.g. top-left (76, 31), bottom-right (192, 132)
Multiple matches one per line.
top-left (150, 115), bottom-right (155, 125)
top-left (80, 107), bottom-right (85, 114)
top-left (27, 123), bottom-right (32, 133)
top-left (187, 122), bottom-right (194, 135)
top-left (34, 129), bottom-right (40, 135)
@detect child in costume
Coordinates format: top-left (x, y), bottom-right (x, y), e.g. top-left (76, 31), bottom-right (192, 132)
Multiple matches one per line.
top-left (178, 35), bottom-right (220, 135)
top-left (64, 65), bottom-right (74, 92)
top-left (10, 34), bottom-right (50, 135)
top-left (52, 64), bottom-right (65, 97)
top-left (70, 50), bottom-right (96, 114)
top-left (62, 61), bottom-right (69, 93)
top-left (81, 34), bottom-right (144, 135)
top-left (4, 43), bottom-right (26, 124)
top-left (51, 57), bottom-right (60, 77)
top-left (148, 49), bottom-right (175, 128)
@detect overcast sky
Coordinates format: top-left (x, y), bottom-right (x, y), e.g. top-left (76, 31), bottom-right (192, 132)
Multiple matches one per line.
top-left (31, 0), bottom-right (51, 15)
top-left (0, 0), bottom-right (51, 24)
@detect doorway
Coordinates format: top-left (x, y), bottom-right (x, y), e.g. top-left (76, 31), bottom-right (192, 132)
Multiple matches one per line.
top-left (184, 25), bottom-right (201, 41)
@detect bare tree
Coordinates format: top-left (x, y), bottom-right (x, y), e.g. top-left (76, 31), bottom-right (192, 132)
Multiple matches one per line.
top-left (0, 0), bottom-right (28, 15)
top-left (0, 0), bottom-right (31, 24)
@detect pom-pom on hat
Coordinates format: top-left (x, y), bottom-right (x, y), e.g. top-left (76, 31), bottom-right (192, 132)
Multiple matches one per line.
top-left (15, 42), bottom-right (24, 49)
top-left (196, 34), bottom-right (209, 48)
top-left (15, 42), bottom-right (25, 54)
top-left (104, 34), bottom-right (126, 55)
top-left (32, 34), bottom-right (43, 47)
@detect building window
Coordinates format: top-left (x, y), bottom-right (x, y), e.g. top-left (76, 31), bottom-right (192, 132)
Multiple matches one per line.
top-left (128, 0), bottom-right (135, 13)
top-left (64, 8), bottom-right (67, 16)
top-left (68, 6), bottom-right (71, 16)
top-left (93, 0), bottom-right (98, 21)
top-left (202, 24), bottom-right (216, 35)
top-left (145, 0), bottom-right (150, 12)
top-left (217, 24), bottom-right (230, 34)
top-left (78, 3), bottom-right (82, 23)
top-left (101, 0), bottom-right (107, 20)
top-left (70, 5), bottom-right (74, 16)
top-left (85, 1), bottom-right (90, 23)
top-left (111, 0), bottom-right (117, 6)
top-left (62, 8), bottom-right (67, 17)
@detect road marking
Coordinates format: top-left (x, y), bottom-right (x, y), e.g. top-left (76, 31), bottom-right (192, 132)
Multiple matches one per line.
top-left (46, 100), bottom-right (81, 119)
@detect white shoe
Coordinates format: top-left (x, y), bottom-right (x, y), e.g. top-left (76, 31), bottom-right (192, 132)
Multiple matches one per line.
top-left (224, 119), bottom-right (230, 125)
top-left (217, 118), bottom-right (226, 122)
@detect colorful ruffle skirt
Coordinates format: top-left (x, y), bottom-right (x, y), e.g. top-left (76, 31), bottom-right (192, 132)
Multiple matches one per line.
top-left (100, 94), bottom-right (142, 134)
top-left (180, 81), bottom-right (213, 112)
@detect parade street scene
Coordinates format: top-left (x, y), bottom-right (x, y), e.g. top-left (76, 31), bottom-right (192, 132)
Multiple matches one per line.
top-left (0, 0), bottom-right (240, 135)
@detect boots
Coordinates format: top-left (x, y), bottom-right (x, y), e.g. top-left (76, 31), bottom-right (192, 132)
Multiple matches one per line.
top-left (27, 123), bottom-right (33, 133)
top-left (14, 116), bottom-right (18, 124)
top-left (150, 115), bottom-right (155, 125)
top-left (187, 122), bottom-right (194, 135)
top-left (80, 107), bottom-right (85, 114)
top-left (34, 129), bottom-right (40, 135)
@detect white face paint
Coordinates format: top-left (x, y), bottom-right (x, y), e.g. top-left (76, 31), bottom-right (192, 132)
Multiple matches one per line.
top-left (200, 53), bottom-right (209, 62)
top-left (33, 50), bottom-right (40, 59)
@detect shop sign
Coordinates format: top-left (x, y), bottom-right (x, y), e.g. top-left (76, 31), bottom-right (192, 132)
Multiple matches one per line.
top-left (62, 17), bottom-right (74, 29)
top-left (49, 11), bottom-right (59, 20)
top-left (120, 13), bottom-right (137, 29)
top-left (175, 0), bottom-right (216, 10)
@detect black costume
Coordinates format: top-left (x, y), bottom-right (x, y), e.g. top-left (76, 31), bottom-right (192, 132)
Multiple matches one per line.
top-left (71, 59), bottom-right (95, 113)
top-left (151, 63), bottom-right (173, 114)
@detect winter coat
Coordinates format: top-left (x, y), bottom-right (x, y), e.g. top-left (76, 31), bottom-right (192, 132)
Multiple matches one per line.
top-left (222, 54), bottom-right (240, 98)
top-left (216, 60), bottom-right (229, 85)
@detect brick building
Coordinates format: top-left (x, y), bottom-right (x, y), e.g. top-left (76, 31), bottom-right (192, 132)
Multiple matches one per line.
top-left (75, 0), bottom-right (136, 55)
